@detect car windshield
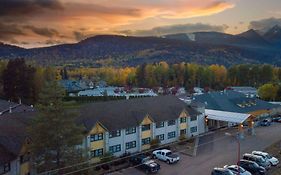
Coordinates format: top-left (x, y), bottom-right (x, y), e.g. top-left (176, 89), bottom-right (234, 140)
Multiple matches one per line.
top-left (258, 157), bottom-right (266, 163)
top-left (265, 154), bottom-right (272, 159)
top-left (237, 166), bottom-right (246, 173)
top-left (252, 162), bottom-right (259, 168)
top-left (166, 152), bottom-right (172, 156)
top-left (230, 166), bottom-right (245, 173)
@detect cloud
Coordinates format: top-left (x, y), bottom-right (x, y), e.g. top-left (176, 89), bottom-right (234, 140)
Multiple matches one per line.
top-left (24, 25), bottom-right (60, 38)
top-left (44, 39), bottom-right (64, 45)
top-left (0, 0), bottom-right (235, 47)
top-left (73, 31), bottom-right (87, 41)
top-left (0, 0), bottom-right (62, 18)
top-left (0, 22), bottom-right (25, 41)
top-left (249, 17), bottom-right (281, 32)
top-left (118, 23), bottom-right (229, 36)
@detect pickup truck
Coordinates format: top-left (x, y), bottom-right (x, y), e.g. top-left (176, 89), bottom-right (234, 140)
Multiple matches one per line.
top-left (130, 154), bottom-right (160, 173)
top-left (152, 149), bottom-right (180, 164)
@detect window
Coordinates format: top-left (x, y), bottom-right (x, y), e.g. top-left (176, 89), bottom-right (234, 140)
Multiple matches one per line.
top-left (156, 134), bottom-right (165, 141)
top-left (190, 126), bottom-right (197, 133)
top-left (109, 144), bottom-right (121, 153)
top-left (91, 148), bottom-right (103, 158)
top-left (125, 127), bottom-right (136, 135)
top-left (191, 115), bottom-right (197, 121)
top-left (126, 141), bottom-right (137, 149)
top-left (168, 120), bottom-right (175, 126)
top-left (109, 130), bottom-right (121, 138)
top-left (142, 137), bottom-right (151, 145)
top-left (180, 117), bottom-right (187, 123)
top-left (167, 131), bottom-right (176, 139)
top-left (180, 129), bottom-right (186, 135)
top-left (0, 163), bottom-right (10, 174)
top-left (141, 124), bottom-right (150, 131)
top-left (90, 133), bottom-right (103, 142)
top-left (156, 122), bottom-right (164, 128)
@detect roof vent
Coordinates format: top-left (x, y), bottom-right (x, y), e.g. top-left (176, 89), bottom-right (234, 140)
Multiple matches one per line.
top-left (9, 106), bottom-right (12, 113)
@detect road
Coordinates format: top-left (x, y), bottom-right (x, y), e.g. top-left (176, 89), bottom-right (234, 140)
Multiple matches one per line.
top-left (111, 123), bottom-right (281, 175)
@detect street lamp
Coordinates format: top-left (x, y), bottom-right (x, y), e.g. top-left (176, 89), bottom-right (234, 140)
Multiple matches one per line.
top-left (225, 132), bottom-right (240, 175)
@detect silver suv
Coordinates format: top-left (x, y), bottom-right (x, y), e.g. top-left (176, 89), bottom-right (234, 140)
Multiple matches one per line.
top-left (243, 153), bottom-right (271, 169)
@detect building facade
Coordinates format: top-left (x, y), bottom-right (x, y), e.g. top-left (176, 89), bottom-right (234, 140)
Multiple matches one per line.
top-left (78, 96), bottom-right (204, 162)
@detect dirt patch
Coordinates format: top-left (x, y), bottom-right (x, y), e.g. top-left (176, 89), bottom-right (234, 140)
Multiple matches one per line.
top-left (264, 140), bottom-right (281, 175)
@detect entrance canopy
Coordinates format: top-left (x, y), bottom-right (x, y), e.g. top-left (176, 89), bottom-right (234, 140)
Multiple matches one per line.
top-left (205, 109), bottom-right (251, 123)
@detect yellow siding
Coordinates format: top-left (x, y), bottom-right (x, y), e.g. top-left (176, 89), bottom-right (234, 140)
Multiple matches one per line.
top-left (141, 115), bottom-right (153, 125)
top-left (90, 140), bottom-right (104, 150)
top-left (180, 111), bottom-right (188, 118)
top-left (20, 162), bottom-right (30, 175)
top-left (89, 122), bottom-right (107, 134)
top-left (180, 122), bottom-right (187, 130)
top-left (179, 111), bottom-right (188, 130)
top-left (89, 122), bottom-right (106, 150)
top-left (141, 130), bottom-right (151, 138)
top-left (89, 122), bottom-right (106, 162)
top-left (18, 140), bottom-right (31, 175)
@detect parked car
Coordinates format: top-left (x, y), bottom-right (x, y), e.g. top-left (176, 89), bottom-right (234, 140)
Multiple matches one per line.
top-left (224, 165), bottom-right (252, 175)
top-left (130, 154), bottom-right (160, 173)
top-left (243, 153), bottom-right (271, 169)
top-left (272, 117), bottom-right (281, 123)
top-left (260, 119), bottom-right (271, 126)
top-left (152, 149), bottom-right (180, 164)
top-left (211, 167), bottom-right (234, 175)
top-left (238, 160), bottom-right (266, 175)
top-left (252, 151), bottom-right (279, 166)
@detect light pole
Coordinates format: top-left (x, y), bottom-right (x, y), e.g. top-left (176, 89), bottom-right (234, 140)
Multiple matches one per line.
top-left (225, 132), bottom-right (240, 175)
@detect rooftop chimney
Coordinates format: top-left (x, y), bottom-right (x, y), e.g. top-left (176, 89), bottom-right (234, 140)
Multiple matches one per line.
top-left (9, 106), bottom-right (12, 113)
top-left (19, 98), bottom-right (22, 104)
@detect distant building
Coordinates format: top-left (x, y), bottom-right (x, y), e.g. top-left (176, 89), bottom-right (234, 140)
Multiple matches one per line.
top-left (78, 87), bottom-right (158, 98)
top-left (227, 86), bottom-right (258, 97)
top-left (193, 90), bottom-right (280, 134)
top-left (59, 80), bottom-right (89, 93)
top-left (193, 87), bottom-right (204, 96)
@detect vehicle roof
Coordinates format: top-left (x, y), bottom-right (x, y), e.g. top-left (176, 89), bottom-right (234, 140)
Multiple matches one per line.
top-left (158, 149), bottom-right (171, 153)
top-left (243, 153), bottom-right (262, 158)
top-left (240, 159), bottom-right (256, 164)
top-left (213, 167), bottom-right (227, 171)
top-left (252, 151), bottom-right (268, 155)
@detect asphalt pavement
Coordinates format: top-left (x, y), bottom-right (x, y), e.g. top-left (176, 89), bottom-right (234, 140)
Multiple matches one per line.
top-left (110, 123), bottom-right (281, 175)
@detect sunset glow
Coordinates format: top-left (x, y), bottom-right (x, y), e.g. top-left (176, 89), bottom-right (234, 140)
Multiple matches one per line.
top-left (1, 0), bottom-right (281, 47)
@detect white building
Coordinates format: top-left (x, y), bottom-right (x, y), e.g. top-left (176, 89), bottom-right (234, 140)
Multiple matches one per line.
top-left (78, 96), bottom-right (205, 162)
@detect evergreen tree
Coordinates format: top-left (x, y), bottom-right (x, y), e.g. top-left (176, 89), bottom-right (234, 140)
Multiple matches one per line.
top-left (2, 58), bottom-right (36, 104)
top-left (28, 81), bottom-right (83, 172)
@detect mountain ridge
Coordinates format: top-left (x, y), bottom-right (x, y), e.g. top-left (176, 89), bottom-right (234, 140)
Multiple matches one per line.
top-left (1, 26), bottom-right (281, 67)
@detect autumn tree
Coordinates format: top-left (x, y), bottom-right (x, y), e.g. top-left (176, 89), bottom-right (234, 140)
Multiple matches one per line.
top-left (258, 83), bottom-right (278, 101)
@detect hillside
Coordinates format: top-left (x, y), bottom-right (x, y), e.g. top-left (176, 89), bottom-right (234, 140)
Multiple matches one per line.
top-left (1, 26), bottom-right (281, 67)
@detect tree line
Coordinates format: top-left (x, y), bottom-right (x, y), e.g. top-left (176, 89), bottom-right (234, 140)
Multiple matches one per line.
top-left (1, 59), bottom-right (281, 103)
top-left (66, 62), bottom-right (281, 90)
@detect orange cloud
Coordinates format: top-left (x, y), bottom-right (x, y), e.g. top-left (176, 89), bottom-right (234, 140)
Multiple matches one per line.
top-left (0, 0), bottom-right (236, 47)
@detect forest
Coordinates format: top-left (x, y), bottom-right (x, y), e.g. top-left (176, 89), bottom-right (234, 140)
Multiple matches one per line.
top-left (1, 59), bottom-right (281, 104)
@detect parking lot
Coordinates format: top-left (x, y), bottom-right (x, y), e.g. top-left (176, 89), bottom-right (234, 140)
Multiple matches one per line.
top-left (110, 123), bottom-right (281, 175)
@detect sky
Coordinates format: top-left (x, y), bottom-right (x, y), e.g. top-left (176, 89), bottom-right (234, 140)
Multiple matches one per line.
top-left (1, 0), bottom-right (281, 48)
